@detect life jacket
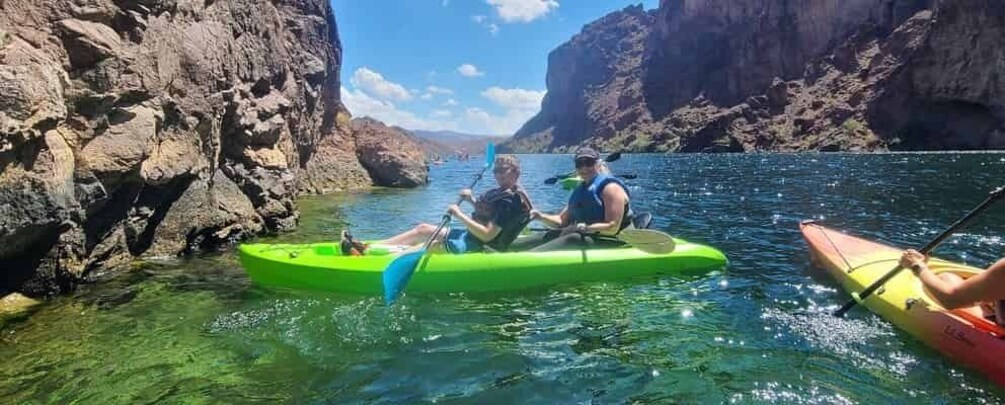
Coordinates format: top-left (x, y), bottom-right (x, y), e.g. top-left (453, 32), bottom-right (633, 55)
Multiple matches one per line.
top-left (568, 174), bottom-right (632, 231)
top-left (472, 185), bottom-right (533, 251)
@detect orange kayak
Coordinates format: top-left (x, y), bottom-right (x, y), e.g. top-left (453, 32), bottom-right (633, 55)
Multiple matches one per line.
top-left (800, 220), bottom-right (1005, 386)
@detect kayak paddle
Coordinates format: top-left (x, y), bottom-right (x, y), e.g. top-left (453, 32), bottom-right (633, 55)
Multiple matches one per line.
top-left (617, 229), bottom-right (676, 254)
top-left (381, 143), bottom-right (496, 305)
top-left (555, 173), bottom-right (638, 182)
top-left (832, 185), bottom-right (1005, 317)
top-left (543, 152), bottom-right (623, 185)
top-left (526, 227), bottom-right (676, 254)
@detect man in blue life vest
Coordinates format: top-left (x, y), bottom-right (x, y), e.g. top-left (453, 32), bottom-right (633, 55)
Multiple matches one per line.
top-left (512, 147), bottom-right (634, 251)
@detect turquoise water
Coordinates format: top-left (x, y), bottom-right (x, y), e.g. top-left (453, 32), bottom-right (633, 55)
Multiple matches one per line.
top-left (2, 153), bottom-right (1004, 403)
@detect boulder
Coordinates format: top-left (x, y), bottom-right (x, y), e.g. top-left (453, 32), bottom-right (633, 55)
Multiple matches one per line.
top-left (350, 118), bottom-right (428, 188)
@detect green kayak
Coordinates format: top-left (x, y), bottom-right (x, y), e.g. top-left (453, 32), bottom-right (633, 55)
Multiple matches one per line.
top-left (559, 176), bottom-right (583, 190)
top-left (238, 237), bottom-right (728, 295)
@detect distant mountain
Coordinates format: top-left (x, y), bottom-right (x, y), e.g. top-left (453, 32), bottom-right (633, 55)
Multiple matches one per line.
top-left (409, 130), bottom-right (508, 147)
top-left (405, 129), bottom-right (510, 158)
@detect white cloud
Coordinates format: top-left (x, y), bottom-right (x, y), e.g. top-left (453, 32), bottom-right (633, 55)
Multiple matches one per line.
top-left (473, 15), bottom-right (500, 35)
top-left (349, 67), bottom-right (412, 102)
top-left (462, 107), bottom-right (536, 135)
top-left (341, 87), bottom-right (457, 131)
top-left (481, 87), bottom-right (545, 111)
top-left (341, 83), bottom-right (541, 135)
top-left (487, 0), bottom-right (559, 23)
top-left (420, 86), bottom-right (452, 101)
top-left (457, 64), bottom-right (485, 78)
top-left (426, 86), bottom-right (454, 95)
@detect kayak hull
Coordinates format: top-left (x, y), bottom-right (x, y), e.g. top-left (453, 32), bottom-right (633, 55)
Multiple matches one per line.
top-left (800, 220), bottom-right (1005, 386)
top-left (559, 177), bottom-right (582, 190)
top-left (238, 237), bottom-right (728, 295)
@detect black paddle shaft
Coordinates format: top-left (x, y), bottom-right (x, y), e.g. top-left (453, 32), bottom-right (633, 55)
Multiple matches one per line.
top-left (833, 185), bottom-right (1005, 317)
top-left (546, 173), bottom-right (637, 185)
top-left (544, 152), bottom-right (623, 184)
top-left (420, 168), bottom-right (490, 251)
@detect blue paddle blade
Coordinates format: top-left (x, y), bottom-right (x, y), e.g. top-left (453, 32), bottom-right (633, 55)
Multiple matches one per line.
top-left (485, 143), bottom-right (495, 167)
top-left (380, 142), bottom-right (494, 306)
top-left (382, 250), bottom-right (425, 304)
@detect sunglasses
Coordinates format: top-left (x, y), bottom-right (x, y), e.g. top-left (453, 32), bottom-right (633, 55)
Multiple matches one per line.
top-left (493, 166), bottom-right (513, 174)
top-left (574, 158), bottom-right (597, 168)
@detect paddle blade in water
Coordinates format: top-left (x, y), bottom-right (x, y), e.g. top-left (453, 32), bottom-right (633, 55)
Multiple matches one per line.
top-left (382, 250), bottom-right (425, 304)
top-left (618, 229), bottom-right (676, 254)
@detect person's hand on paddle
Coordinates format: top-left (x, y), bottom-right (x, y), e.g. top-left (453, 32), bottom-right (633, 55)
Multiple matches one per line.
top-left (900, 249), bottom-right (929, 274)
top-left (530, 208), bottom-right (568, 229)
top-left (560, 222), bottom-right (588, 236)
top-left (459, 189), bottom-right (474, 204)
top-left (446, 204), bottom-right (463, 217)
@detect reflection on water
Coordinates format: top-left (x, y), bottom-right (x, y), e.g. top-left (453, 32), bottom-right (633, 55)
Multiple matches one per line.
top-left (1, 152), bottom-right (1004, 403)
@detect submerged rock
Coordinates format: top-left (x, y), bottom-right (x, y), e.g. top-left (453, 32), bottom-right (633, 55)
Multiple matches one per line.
top-left (0, 293), bottom-right (41, 323)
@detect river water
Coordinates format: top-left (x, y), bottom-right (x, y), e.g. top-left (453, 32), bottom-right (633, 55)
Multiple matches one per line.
top-left (2, 152), bottom-right (1003, 403)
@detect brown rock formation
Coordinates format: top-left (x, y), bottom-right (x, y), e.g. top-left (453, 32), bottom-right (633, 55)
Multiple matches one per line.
top-left (352, 118), bottom-right (429, 188)
top-left (506, 0), bottom-right (1003, 153)
top-left (297, 108), bottom-right (373, 194)
top-left (0, 0), bottom-right (426, 296)
top-left (507, 5), bottom-right (654, 153)
top-left (869, 0), bottom-right (1005, 150)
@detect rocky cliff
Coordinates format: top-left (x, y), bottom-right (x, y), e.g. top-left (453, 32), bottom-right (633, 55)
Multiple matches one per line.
top-left (506, 0), bottom-right (1004, 153)
top-left (352, 118), bottom-right (428, 188)
top-left (0, 0), bottom-right (427, 296)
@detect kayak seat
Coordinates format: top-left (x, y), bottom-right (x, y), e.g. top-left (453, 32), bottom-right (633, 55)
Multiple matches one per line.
top-left (632, 212), bottom-right (653, 229)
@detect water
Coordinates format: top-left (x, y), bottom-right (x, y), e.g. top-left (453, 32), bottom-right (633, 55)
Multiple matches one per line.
top-left (2, 153), bottom-right (1004, 403)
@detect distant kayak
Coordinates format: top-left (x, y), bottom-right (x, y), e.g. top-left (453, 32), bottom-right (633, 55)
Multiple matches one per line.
top-left (557, 175), bottom-right (637, 190)
top-left (559, 176), bottom-right (582, 190)
top-left (800, 221), bottom-right (1005, 386)
top-left (238, 236), bottom-right (728, 295)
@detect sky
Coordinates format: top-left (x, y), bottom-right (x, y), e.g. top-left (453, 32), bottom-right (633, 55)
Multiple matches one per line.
top-left (332, 0), bottom-right (659, 136)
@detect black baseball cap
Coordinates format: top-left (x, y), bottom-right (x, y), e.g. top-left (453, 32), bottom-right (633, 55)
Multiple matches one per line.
top-left (574, 147), bottom-right (600, 160)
